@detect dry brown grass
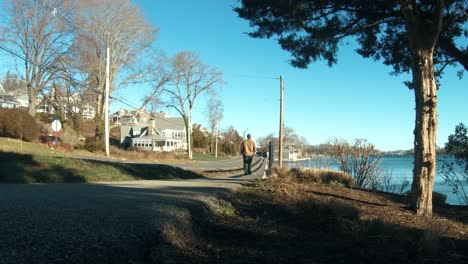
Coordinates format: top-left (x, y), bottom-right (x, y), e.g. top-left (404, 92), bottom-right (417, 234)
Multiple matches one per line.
top-left (265, 166), bottom-right (356, 203)
top-left (140, 167), bottom-right (468, 263)
top-left (109, 146), bottom-right (185, 162)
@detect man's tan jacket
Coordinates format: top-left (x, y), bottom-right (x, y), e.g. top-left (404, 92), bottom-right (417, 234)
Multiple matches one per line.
top-left (241, 139), bottom-right (256, 157)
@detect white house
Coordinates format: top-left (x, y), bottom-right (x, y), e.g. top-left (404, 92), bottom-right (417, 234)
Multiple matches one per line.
top-left (35, 93), bottom-right (96, 120)
top-left (0, 95), bottom-right (22, 109)
top-left (121, 114), bottom-right (187, 152)
top-left (112, 108), bottom-right (154, 125)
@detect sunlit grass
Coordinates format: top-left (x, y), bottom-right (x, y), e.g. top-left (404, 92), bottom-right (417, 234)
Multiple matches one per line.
top-left (0, 137), bottom-right (204, 183)
top-left (0, 137), bottom-right (68, 157)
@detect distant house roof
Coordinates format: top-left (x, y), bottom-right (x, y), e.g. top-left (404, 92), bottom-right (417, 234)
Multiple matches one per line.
top-left (154, 116), bottom-right (185, 131)
top-left (134, 134), bottom-right (168, 141)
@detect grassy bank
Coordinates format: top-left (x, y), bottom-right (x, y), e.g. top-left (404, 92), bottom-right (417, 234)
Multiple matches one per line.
top-left (0, 137), bottom-right (204, 183)
top-left (152, 167), bottom-right (468, 263)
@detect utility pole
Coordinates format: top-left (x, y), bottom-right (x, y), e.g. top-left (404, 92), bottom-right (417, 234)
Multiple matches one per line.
top-left (215, 120), bottom-right (218, 159)
top-left (104, 46), bottom-right (110, 156)
top-left (278, 75), bottom-right (284, 168)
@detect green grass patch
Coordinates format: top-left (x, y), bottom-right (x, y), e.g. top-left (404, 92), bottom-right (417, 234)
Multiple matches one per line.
top-left (0, 137), bottom-right (69, 157)
top-left (0, 137), bottom-right (205, 183)
top-left (0, 151), bottom-right (204, 183)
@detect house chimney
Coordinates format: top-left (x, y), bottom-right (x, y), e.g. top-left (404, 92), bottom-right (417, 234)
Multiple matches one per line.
top-left (148, 118), bottom-right (155, 135)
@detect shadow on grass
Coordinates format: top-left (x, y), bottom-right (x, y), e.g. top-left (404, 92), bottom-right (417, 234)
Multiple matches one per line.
top-left (73, 158), bottom-right (206, 180)
top-left (0, 150), bottom-right (206, 184)
top-left (0, 181), bottom-right (467, 263)
top-left (0, 151), bottom-right (86, 183)
top-left (191, 189), bottom-right (468, 264)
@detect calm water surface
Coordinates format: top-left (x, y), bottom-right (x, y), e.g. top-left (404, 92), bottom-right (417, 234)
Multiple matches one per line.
top-left (284, 155), bottom-right (467, 205)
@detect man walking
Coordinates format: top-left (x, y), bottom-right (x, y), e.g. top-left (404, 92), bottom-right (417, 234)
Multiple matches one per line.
top-left (240, 134), bottom-right (256, 175)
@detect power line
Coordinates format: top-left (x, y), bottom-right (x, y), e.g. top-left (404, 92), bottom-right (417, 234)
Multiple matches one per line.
top-left (0, 44), bottom-right (88, 88)
top-left (232, 74), bottom-right (279, 80)
top-left (0, 44), bottom-right (179, 124)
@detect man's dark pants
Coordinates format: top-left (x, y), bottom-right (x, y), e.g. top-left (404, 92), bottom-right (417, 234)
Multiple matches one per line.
top-left (243, 155), bottom-right (253, 175)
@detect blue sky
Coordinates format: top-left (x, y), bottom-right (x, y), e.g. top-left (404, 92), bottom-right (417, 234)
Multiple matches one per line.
top-left (111, 0), bottom-right (468, 151)
top-left (1, 0), bottom-right (463, 151)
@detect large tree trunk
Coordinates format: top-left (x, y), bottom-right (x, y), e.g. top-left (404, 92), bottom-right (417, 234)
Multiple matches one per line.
top-left (96, 93), bottom-right (103, 117)
top-left (401, 1), bottom-right (443, 217)
top-left (411, 49), bottom-right (438, 217)
top-left (187, 116), bottom-right (193, 160)
top-left (27, 85), bottom-right (36, 116)
top-left (184, 115), bottom-right (193, 160)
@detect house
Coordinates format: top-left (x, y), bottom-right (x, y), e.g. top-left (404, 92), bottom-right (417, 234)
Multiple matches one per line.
top-left (193, 123), bottom-right (209, 135)
top-left (268, 137), bottom-right (304, 160)
top-left (121, 114), bottom-right (187, 152)
top-left (0, 95), bottom-right (22, 109)
top-left (0, 85), bottom-right (28, 109)
top-left (81, 105), bottom-right (96, 120)
top-left (111, 108), bottom-right (127, 124)
top-left (112, 108), bottom-right (153, 125)
top-left (36, 93), bottom-right (96, 120)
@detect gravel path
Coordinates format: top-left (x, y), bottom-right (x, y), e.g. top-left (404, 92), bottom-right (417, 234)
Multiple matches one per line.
top-left (0, 178), bottom-right (253, 264)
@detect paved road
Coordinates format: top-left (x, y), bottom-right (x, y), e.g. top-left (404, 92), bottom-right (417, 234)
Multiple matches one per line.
top-left (175, 156), bottom-right (262, 170)
top-left (0, 158), bottom-right (267, 264)
top-left (72, 154), bottom-right (262, 170)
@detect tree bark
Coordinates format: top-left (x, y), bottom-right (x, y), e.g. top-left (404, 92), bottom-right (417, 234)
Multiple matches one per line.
top-left (411, 49), bottom-right (438, 217)
top-left (401, 0), bottom-right (443, 217)
top-left (27, 85), bottom-right (36, 116)
top-left (184, 115), bottom-right (193, 160)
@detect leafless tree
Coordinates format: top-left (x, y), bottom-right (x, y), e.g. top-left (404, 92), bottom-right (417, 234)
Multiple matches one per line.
top-left (257, 133), bottom-right (275, 149)
top-left (0, 72), bottom-right (25, 95)
top-left (163, 51), bottom-right (224, 159)
top-left (326, 138), bottom-right (383, 189)
top-left (139, 51), bottom-right (173, 113)
top-left (205, 94), bottom-right (224, 157)
top-left (284, 126), bottom-right (308, 149)
top-left (1, 0), bottom-right (73, 115)
top-left (72, 0), bottom-right (157, 117)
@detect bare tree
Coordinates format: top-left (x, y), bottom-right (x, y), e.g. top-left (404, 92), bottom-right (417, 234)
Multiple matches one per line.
top-left (326, 138), bottom-right (383, 189)
top-left (72, 0), bottom-right (157, 117)
top-left (139, 51), bottom-right (173, 113)
top-left (163, 52), bottom-right (224, 159)
top-left (1, 0), bottom-right (73, 115)
top-left (284, 126), bottom-right (308, 148)
top-left (205, 95), bottom-right (224, 157)
top-left (0, 72), bottom-right (25, 95)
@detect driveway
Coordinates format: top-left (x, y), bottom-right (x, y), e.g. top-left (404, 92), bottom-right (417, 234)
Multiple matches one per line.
top-left (0, 158), bottom-right (267, 264)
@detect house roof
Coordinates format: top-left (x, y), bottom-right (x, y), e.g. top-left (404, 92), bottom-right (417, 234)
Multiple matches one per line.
top-left (0, 95), bottom-right (21, 106)
top-left (132, 134), bottom-right (168, 141)
top-left (154, 116), bottom-right (184, 130)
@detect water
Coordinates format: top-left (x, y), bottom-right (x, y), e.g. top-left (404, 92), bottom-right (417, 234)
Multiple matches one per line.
top-left (283, 155), bottom-right (467, 205)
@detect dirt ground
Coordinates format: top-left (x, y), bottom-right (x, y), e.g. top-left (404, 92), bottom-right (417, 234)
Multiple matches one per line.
top-left (158, 179), bottom-right (468, 264)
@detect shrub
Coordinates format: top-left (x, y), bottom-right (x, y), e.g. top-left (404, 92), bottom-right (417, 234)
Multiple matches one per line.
top-left (326, 138), bottom-right (382, 188)
top-left (440, 123), bottom-right (468, 205)
top-left (321, 170), bottom-right (356, 188)
top-left (83, 136), bottom-right (103, 152)
top-left (0, 109), bottom-right (39, 142)
top-left (269, 167), bottom-right (355, 188)
top-left (35, 112), bottom-right (54, 123)
top-left (432, 191), bottom-right (447, 206)
top-left (60, 126), bottom-right (80, 149)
